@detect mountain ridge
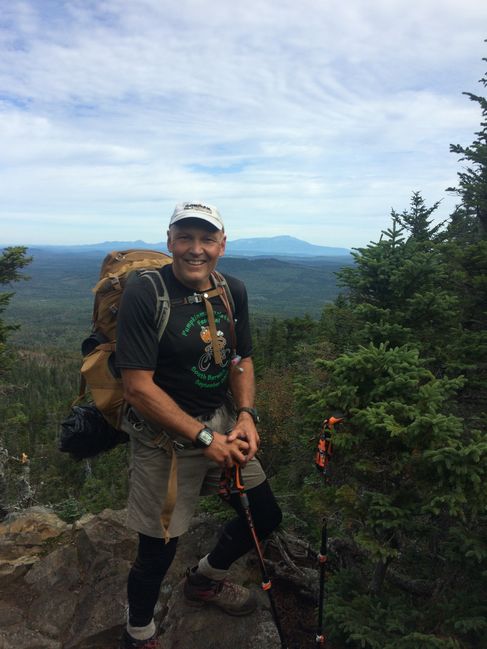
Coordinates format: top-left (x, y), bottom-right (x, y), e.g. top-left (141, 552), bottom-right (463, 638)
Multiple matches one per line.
top-left (18, 235), bottom-right (350, 257)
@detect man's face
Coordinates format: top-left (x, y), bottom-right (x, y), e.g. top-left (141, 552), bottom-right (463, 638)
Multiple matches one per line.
top-left (167, 220), bottom-right (226, 291)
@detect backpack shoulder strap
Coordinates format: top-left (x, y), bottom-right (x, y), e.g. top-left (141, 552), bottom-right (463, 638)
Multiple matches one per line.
top-left (211, 270), bottom-right (237, 354)
top-left (137, 268), bottom-right (171, 341)
top-left (211, 270), bottom-right (235, 315)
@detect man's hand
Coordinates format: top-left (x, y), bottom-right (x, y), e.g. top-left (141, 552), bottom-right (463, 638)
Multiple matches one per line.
top-left (226, 414), bottom-right (260, 462)
top-left (203, 432), bottom-right (249, 467)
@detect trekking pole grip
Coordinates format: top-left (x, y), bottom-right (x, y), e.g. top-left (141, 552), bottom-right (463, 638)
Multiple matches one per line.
top-left (233, 463), bottom-right (245, 492)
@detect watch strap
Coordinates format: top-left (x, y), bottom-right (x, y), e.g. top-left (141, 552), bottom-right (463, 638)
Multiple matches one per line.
top-left (193, 426), bottom-right (214, 448)
top-left (236, 407), bottom-right (260, 424)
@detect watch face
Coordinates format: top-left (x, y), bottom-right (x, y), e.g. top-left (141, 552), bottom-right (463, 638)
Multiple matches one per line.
top-left (248, 408), bottom-right (259, 423)
top-left (197, 428), bottom-right (213, 447)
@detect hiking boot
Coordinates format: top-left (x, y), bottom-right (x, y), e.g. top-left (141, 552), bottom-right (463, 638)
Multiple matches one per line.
top-left (119, 630), bottom-right (161, 649)
top-left (183, 567), bottom-right (257, 616)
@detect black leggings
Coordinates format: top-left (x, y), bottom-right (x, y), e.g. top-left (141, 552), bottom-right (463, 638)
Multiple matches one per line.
top-left (127, 479), bottom-right (282, 626)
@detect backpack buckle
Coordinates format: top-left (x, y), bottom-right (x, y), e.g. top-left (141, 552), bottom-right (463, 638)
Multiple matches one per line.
top-left (127, 407), bottom-right (144, 432)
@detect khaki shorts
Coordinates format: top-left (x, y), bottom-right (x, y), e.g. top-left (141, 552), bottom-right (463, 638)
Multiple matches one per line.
top-left (124, 401), bottom-right (266, 539)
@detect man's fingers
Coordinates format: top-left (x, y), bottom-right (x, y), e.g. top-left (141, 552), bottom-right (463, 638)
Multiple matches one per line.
top-left (231, 446), bottom-right (248, 465)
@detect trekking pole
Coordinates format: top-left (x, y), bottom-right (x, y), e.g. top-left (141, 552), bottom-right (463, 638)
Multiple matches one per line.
top-left (230, 464), bottom-right (288, 649)
top-left (316, 522), bottom-right (328, 647)
top-left (314, 415), bottom-right (343, 647)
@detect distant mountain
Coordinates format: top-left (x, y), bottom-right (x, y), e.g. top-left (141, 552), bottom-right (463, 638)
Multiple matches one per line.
top-left (26, 240), bottom-right (161, 254)
top-left (21, 235), bottom-right (350, 257)
top-left (226, 235), bottom-right (349, 256)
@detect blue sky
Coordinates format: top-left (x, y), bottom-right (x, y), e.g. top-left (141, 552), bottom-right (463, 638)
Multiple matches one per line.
top-left (1, 0), bottom-right (486, 248)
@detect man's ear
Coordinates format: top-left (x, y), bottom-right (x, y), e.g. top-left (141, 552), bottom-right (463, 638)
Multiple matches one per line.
top-left (166, 229), bottom-right (173, 252)
top-left (219, 234), bottom-right (227, 257)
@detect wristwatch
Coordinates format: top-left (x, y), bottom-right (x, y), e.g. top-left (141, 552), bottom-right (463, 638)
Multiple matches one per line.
top-left (236, 407), bottom-right (260, 425)
top-left (193, 426), bottom-right (214, 448)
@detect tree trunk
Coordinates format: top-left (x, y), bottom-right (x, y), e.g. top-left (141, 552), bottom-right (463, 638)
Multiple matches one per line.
top-left (370, 557), bottom-right (391, 595)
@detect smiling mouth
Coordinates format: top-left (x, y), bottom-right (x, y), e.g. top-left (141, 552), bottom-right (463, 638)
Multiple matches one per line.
top-left (184, 259), bottom-right (206, 266)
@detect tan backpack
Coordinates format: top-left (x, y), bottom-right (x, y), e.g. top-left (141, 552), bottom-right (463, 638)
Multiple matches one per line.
top-left (76, 249), bottom-right (173, 428)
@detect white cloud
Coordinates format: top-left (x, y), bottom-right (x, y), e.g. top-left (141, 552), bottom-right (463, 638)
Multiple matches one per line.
top-left (0, 0), bottom-right (486, 246)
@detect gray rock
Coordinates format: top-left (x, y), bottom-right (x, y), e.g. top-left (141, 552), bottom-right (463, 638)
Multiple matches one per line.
top-left (0, 602), bottom-right (23, 627)
top-left (162, 580), bottom-right (281, 649)
top-left (0, 627), bottom-right (61, 649)
top-left (0, 554), bottom-right (39, 584)
top-left (27, 590), bottom-right (78, 639)
top-left (0, 506), bottom-right (67, 545)
top-left (25, 545), bottom-right (80, 589)
top-left (0, 507), bottom-right (286, 649)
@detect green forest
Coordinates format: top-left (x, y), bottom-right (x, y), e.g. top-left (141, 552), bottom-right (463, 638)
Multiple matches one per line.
top-left (6, 248), bottom-right (349, 350)
top-left (1, 61), bottom-right (487, 649)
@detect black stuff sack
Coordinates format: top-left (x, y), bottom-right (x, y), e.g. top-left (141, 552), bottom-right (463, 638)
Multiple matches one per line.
top-left (59, 404), bottom-right (129, 461)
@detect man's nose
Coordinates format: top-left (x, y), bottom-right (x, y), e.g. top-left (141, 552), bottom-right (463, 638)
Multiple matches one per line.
top-left (189, 239), bottom-right (204, 255)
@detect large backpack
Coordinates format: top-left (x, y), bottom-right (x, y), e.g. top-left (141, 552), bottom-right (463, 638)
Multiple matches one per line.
top-left (77, 249), bottom-right (173, 430)
top-left (74, 248), bottom-right (236, 433)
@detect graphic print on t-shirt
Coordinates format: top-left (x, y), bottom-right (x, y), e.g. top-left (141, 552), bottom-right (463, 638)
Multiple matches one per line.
top-left (181, 308), bottom-right (231, 389)
top-left (198, 326), bottom-right (230, 371)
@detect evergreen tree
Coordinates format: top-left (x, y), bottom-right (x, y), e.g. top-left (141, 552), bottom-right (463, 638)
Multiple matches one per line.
top-left (0, 247), bottom-right (32, 374)
top-left (0, 247), bottom-right (32, 516)
top-left (335, 199), bottom-right (461, 370)
top-left (443, 56), bottom-right (487, 408)
top-left (396, 191), bottom-right (443, 243)
top-left (291, 59), bottom-right (487, 646)
top-left (295, 343), bottom-right (486, 648)
top-left (448, 54), bottom-right (487, 237)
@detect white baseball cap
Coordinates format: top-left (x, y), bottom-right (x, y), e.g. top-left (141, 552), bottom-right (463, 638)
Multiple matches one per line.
top-left (169, 201), bottom-right (224, 230)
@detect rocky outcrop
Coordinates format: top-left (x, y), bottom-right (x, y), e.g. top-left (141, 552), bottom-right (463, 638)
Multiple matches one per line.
top-left (0, 507), bottom-right (282, 649)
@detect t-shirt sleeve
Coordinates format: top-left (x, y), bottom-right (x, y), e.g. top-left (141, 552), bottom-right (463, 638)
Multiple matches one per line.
top-left (116, 271), bottom-right (160, 370)
top-left (227, 276), bottom-right (253, 359)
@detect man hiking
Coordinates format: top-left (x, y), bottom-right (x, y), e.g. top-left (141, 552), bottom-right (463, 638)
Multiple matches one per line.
top-left (116, 201), bottom-right (282, 648)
